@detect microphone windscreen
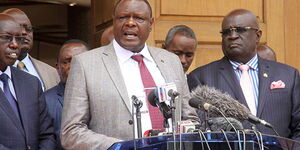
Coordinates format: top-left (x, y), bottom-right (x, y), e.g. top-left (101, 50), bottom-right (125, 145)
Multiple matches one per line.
top-left (148, 89), bottom-right (158, 107)
top-left (188, 98), bottom-right (203, 109)
top-left (190, 85), bottom-right (250, 121)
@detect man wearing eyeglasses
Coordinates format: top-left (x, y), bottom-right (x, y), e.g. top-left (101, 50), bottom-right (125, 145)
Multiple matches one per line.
top-left (0, 13), bottom-right (55, 150)
top-left (188, 9), bottom-right (300, 141)
top-left (3, 8), bottom-right (59, 91)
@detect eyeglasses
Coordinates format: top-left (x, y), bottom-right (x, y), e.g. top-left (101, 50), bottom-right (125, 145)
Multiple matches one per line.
top-left (21, 25), bottom-right (33, 33)
top-left (0, 34), bottom-right (26, 44)
top-left (220, 26), bottom-right (259, 36)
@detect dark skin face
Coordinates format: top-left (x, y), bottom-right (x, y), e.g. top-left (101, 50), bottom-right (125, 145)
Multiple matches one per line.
top-left (0, 18), bottom-right (22, 71)
top-left (113, 0), bottom-right (154, 53)
top-left (4, 9), bottom-right (33, 61)
top-left (221, 9), bottom-right (262, 64)
top-left (165, 34), bottom-right (197, 73)
top-left (56, 43), bottom-right (87, 84)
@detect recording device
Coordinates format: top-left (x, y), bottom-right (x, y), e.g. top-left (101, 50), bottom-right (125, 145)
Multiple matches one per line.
top-left (155, 83), bottom-right (178, 103)
top-left (177, 121), bottom-right (197, 133)
top-left (189, 86), bottom-right (274, 129)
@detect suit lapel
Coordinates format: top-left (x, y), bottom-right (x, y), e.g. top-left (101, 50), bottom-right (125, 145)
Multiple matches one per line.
top-left (218, 58), bottom-right (249, 106)
top-left (8, 68), bottom-right (26, 136)
top-left (101, 44), bottom-right (131, 113)
top-left (148, 47), bottom-right (172, 83)
top-left (256, 58), bottom-right (271, 117)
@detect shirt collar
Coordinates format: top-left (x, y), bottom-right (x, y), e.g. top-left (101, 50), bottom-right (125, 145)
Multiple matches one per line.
top-left (229, 54), bottom-right (258, 70)
top-left (14, 53), bottom-right (30, 67)
top-left (113, 39), bottom-right (153, 63)
top-left (0, 66), bottom-right (12, 79)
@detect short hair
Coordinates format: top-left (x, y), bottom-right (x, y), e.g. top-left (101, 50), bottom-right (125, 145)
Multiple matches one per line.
top-left (164, 25), bottom-right (197, 48)
top-left (57, 39), bottom-right (89, 61)
top-left (62, 39), bottom-right (90, 50)
top-left (113, 0), bottom-right (152, 17)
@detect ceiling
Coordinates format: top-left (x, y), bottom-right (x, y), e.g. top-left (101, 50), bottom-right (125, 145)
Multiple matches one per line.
top-left (0, 0), bottom-right (90, 7)
top-left (30, 0), bottom-right (90, 7)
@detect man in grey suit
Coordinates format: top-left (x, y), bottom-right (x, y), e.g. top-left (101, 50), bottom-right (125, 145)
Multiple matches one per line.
top-left (61, 0), bottom-right (198, 149)
top-left (188, 9), bottom-right (300, 140)
top-left (3, 8), bottom-right (59, 90)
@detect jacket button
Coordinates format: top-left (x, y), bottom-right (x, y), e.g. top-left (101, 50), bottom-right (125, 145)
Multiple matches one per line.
top-left (128, 120), bottom-right (133, 125)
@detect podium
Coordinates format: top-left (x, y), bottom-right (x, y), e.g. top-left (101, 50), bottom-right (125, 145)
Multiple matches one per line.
top-left (108, 132), bottom-right (300, 150)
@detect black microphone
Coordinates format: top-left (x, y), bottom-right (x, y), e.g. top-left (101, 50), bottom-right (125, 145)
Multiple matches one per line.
top-left (148, 89), bottom-right (172, 119)
top-left (189, 85), bottom-right (274, 129)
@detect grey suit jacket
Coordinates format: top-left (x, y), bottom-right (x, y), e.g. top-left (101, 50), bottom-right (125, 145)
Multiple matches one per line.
top-left (61, 44), bottom-right (198, 150)
top-left (30, 56), bottom-right (60, 90)
top-left (188, 56), bottom-right (300, 140)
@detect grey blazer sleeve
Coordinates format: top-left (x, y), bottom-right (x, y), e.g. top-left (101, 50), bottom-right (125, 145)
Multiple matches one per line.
top-left (61, 56), bottom-right (121, 150)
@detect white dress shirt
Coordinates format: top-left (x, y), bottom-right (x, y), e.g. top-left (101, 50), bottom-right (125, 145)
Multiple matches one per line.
top-left (113, 39), bottom-right (172, 137)
top-left (13, 54), bottom-right (45, 90)
top-left (0, 67), bottom-right (17, 100)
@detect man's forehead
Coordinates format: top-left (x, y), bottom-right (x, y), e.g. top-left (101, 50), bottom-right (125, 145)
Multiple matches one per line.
top-left (0, 20), bottom-right (21, 34)
top-left (222, 13), bottom-right (257, 28)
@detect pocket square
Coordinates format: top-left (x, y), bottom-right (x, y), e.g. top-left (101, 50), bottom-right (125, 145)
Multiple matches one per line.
top-left (270, 80), bottom-right (285, 89)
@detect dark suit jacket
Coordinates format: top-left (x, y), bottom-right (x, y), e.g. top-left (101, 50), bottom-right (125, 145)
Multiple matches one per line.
top-left (44, 82), bottom-right (65, 150)
top-left (0, 67), bottom-right (56, 150)
top-left (187, 56), bottom-right (300, 140)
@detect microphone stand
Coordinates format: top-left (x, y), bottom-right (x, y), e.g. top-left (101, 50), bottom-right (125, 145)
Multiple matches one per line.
top-left (168, 90), bottom-right (179, 150)
top-left (132, 95), bottom-right (143, 138)
top-left (169, 90), bottom-right (179, 135)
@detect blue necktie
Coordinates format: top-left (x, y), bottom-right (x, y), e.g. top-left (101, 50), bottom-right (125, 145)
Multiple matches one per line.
top-left (0, 73), bottom-right (20, 120)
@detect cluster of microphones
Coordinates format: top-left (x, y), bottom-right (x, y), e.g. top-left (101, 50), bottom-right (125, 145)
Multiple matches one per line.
top-left (133, 84), bottom-right (276, 137)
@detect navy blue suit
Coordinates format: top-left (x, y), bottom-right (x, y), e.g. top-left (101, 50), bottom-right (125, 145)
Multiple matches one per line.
top-left (43, 82), bottom-right (65, 150)
top-left (0, 67), bottom-right (55, 150)
top-left (188, 57), bottom-right (300, 140)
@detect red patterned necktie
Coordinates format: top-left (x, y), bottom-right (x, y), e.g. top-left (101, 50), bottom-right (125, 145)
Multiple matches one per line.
top-left (131, 55), bottom-right (164, 130)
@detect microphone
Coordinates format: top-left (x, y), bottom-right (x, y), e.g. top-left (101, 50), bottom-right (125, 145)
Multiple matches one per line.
top-left (189, 85), bottom-right (274, 129)
top-left (148, 89), bottom-right (172, 119)
top-left (168, 89), bottom-right (180, 98)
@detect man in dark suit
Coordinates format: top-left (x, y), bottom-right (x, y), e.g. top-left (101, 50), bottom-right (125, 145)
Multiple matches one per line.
top-left (188, 9), bottom-right (300, 140)
top-left (43, 39), bottom-right (88, 150)
top-left (0, 14), bottom-right (55, 150)
top-left (3, 8), bottom-right (59, 91)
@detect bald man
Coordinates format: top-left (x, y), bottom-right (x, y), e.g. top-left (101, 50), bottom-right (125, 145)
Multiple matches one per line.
top-left (188, 9), bottom-right (300, 140)
top-left (257, 44), bottom-right (277, 61)
top-left (3, 8), bottom-right (59, 91)
top-left (0, 13), bottom-right (55, 150)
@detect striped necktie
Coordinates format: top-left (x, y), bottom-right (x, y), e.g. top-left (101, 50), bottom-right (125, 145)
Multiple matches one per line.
top-left (131, 55), bottom-right (164, 130)
top-left (0, 73), bottom-right (21, 120)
